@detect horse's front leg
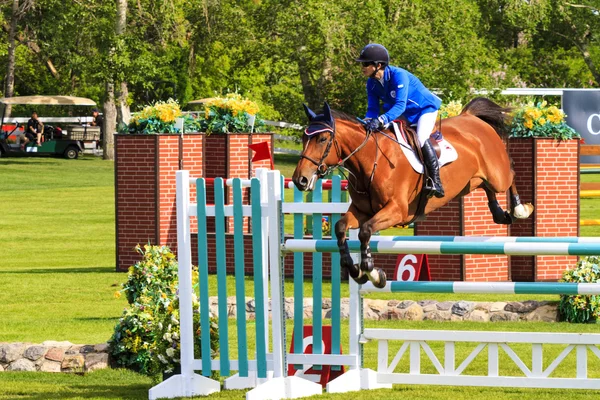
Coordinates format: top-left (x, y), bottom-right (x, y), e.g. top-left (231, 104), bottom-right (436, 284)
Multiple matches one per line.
top-left (335, 206), bottom-right (368, 284)
top-left (358, 202), bottom-right (406, 289)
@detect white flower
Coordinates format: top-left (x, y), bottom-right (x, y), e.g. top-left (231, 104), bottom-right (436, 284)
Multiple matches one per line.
top-left (158, 354), bottom-right (168, 364)
top-left (171, 316), bottom-right (179, 325)
top-left (166, 348), bottom-right (175, 358)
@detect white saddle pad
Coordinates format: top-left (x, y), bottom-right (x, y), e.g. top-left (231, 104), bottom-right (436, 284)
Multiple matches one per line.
top-left (390, 122), bottom-right (458, 174)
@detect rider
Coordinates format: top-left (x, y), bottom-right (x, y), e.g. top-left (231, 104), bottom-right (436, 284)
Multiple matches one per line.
top-left (356, 43), bottom-right (444, 198)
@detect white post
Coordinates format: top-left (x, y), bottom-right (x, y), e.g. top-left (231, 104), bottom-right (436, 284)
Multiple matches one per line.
top-left (149, 170), bottom-right (220, 399)
top-left (246, 170), bottom-right (322, 400)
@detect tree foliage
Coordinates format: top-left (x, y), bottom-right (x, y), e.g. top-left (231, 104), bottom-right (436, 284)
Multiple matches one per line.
top-left (0, 0), bottom-right (597, 123)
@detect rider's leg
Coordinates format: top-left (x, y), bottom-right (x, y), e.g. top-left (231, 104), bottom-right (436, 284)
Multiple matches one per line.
top-left (417, 111), bottom-right (444, 198)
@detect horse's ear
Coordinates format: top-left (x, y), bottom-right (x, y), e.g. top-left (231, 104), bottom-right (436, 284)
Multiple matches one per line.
top-left (323, 102), bottom-right (332, 124)
top-left (303, 104), bottom-right (317, 121)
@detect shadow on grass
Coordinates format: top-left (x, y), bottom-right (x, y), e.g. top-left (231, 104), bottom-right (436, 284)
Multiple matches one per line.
top-left (7, 384), bottom-right (150, 400)
top-left (0, 159), bottom-right (62, 165)
top-left (0, 267), bottom-right (117, 274)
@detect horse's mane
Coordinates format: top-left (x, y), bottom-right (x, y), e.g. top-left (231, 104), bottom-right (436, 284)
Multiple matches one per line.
top-left (331, 109), bottom-right (362, 126)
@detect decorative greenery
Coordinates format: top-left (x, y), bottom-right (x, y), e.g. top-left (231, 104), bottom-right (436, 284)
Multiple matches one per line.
top-left (558, 256), bottom-right (600, 323)
top-left (439, 101), bottom-right (464, 119)
top-left (127, 99), bottom-right (184, 134)
top-left (109, 244), bottom-right (219, 376)
top-left (509, 101), bottom-right (581, 140)
top-left (194, 94), bottom-right (265, 134)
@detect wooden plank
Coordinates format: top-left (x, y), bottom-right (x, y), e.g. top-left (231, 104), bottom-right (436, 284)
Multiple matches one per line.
top-left (581, 183), bottom-right (600, 191)
top-left (580, 145), bottom-right (600, 156)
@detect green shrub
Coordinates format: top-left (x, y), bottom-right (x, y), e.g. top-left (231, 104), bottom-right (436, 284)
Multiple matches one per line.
top-left (558, 256), bottom-right (600, 323)
top-left (108, 244), bottom-right (219, 376)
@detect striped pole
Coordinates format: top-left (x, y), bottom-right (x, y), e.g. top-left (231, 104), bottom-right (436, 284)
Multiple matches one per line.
top-left (368, 235), bottom-right (600, 243)
top-left (361, 281), bottom-right (600, 295)
top-left (283, 239), bottom-right (600, 256)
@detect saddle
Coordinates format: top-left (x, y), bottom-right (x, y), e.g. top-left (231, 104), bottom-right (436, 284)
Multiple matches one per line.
top-left (390, 118), bottom-right (441, 160)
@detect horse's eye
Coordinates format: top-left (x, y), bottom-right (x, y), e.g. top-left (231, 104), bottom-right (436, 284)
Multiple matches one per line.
top-left (319, 136), bottom-right (328, 143)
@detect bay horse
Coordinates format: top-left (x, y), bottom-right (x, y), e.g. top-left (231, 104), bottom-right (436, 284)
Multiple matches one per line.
top-left (292, 98), bottom-right (534, 288)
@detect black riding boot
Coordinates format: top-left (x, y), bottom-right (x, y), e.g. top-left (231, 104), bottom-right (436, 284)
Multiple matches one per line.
top-left (421, 139), bottom-right (445, 198)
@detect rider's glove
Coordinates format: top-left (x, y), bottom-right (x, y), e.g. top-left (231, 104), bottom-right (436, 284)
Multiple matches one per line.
top-left (365, 117), bottom-right (383, 132)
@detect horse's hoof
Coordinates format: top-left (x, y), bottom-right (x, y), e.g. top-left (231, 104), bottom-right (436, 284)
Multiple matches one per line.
top-left (371, 268), bottom-right (387, 289)
top-left (360, 257), bottom-right (374, 272)
top-left (346, 262), bottom-right (361, 279)
top-left (513, 203), bottom-right (534, 219)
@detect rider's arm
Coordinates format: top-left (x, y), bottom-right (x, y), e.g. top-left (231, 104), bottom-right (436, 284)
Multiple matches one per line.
top-left (379, 69), bottom-right (409, 125)
top-left (365, 80), bottom-right (380, 120)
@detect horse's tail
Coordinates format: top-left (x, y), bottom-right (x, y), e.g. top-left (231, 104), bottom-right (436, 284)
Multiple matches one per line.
top-left (460, 97), bottom-right (512, 139)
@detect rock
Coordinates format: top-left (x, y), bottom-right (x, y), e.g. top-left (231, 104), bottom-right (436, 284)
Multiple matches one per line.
top-left (65, 346), bottom-right (82, 355)
top-left (387, 300), bottom-right (399, 307)
top-left (450, 314), bottom-right (464, 321)
top-left (474, 302), bottom-right (492, 312)
top-left (93, 343), bottom-right (109, 353)
top-left (468, 310), bottom-right (490, 322)
top-left (39, 360), bottom-right (62, 373)
top-left (85, 353), bottom-right (109, 372)
top-left (24, 345), bottom-right (47, 361)
top-left (506, 300), bottom-right (539, 313)
top-left (322, 298), bottom-right (332, 309)
top-left (0, 363), bottom-right (4, 371)
top-left (422, 303), bottom-right (438, 313)
top-left (397, 300), bottom-right (415, 310)
top-left (79, 345), bottom-right (95, 354)
top-left (490, 302), bottom-right (507, 312)
top-left (45, 347), bottom-right (66, 362)
top-left (490, 311), bottom-right (519, 322)
top-left (7, 358), bottom-right (36, 372)
top-left (0, 343), bottom-right (26, 363)
top-left (41, 341), bottom-right (73, 348)
top-left (423, 310), bottom-right (451, 321)
top-left (283, 302), bottom-right (294, 319)
top-left (246, 299), bottom-right (256, 313)
top-left (417, 300), bottom-right (436, 307)
top-left (436, 301), bottom-right (454, 311)
top-left (403, 303), bottom-right (424, 321)
top-left (61, 354), bottom-right (85, 370)
top-left (452, 301), bottom-right (474, 316)
top-left (525, 305), bottom-right (558, 322)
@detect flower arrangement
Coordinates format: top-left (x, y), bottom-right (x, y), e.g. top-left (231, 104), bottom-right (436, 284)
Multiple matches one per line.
top-left (109, 244), bottom-right (219, 376)
top-left (195, 93), bottom-right (265, 134)
top-left (558, 256), bottom-right (600, 323)
top-left (126, 99), bottom-right (203, 134)
top-left (509, 101), bottom-right (580, 140)
top-left (439, 100), bottom-right (463, 119)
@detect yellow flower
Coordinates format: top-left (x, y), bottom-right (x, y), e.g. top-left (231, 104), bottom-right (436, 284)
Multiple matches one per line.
top-left (114, 291), bottom-right (122, 299)
top-left (524, 119), bottom-right (534, 130)
top-left (538, 118), bottom-right (546, 125)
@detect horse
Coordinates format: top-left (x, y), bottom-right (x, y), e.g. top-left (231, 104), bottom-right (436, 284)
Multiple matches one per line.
top-left (292, 98), bottom-right (534, 289)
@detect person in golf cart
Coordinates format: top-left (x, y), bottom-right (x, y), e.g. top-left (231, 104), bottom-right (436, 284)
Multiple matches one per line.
top-left (23, 111), bottom-right (44, 148)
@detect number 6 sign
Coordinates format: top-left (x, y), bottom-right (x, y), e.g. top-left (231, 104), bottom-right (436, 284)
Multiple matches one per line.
top-left (394, 253), bottom-right (431, 281)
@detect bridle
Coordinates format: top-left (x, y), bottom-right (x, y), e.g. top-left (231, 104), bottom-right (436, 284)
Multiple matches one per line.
top-left (299, 116), bottom-right (376, 194)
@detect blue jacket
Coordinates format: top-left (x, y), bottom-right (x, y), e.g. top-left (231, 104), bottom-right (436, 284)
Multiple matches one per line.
top-left (365, 65), bottom-right (441, 125)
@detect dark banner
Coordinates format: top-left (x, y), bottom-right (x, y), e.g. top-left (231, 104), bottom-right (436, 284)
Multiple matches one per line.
top-left (563, 90), bottom-right (600, 164)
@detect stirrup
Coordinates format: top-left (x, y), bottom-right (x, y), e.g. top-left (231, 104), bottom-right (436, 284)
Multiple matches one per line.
top-left (424, 177), bottom-right (444, 198)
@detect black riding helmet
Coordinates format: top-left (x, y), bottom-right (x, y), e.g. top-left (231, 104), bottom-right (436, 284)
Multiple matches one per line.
top-left (355, 43), bottom-right (390, 66)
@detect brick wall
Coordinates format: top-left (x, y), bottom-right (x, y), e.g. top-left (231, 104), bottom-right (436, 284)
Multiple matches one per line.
top-left (115, 133), bottom-right (274, 271)
top-left (415, 199), bottom-right (462, 281)
top-left (115, 135), bottom-right (159, 271)
top-left (509, 138), bottom-right (579, 281)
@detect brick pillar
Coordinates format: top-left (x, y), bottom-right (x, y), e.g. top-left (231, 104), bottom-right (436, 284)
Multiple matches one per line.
top-left (115, 134), bottom-right (204, 271)
top-left (509, 138), bottom-right (579, 281)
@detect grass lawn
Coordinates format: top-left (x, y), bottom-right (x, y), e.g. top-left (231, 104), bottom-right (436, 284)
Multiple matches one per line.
top-left (1, 154), bottom-right (600, 399)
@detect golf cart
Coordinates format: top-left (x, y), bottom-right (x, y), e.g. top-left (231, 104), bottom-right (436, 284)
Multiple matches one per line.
top-left (0, 95), bottom-right (99, 159)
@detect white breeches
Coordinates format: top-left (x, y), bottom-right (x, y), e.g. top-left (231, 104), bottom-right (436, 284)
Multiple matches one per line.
top-left (416, 111), bottom-right (439, 147)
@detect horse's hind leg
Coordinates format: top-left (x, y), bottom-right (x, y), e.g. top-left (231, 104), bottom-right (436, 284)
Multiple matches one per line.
top-left (509, 181), bottom-right (534, 219)
top-left (483, 186), bottom-right (513, 225)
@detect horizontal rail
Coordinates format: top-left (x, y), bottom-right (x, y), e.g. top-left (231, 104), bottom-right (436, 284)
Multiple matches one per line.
top-left (368, 235), bottom-right (600, 243)
top-left (283, 178), bottom-right (348, 191)
top-left (282, 239), bottom-right (600, 256)
top-left (361, 281), bottom-right (600, 295)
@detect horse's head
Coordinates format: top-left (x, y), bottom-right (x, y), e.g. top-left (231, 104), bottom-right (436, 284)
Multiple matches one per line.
top-left (292, 102), bottom-right (339, 191)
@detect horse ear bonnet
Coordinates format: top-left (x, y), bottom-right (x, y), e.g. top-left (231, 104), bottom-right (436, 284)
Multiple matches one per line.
top-left (304, 102), bottom-right (335, 136)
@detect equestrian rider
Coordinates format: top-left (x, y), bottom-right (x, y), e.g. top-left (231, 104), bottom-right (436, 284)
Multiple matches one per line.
top-left (356, 43), bottom-right (444, 198)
